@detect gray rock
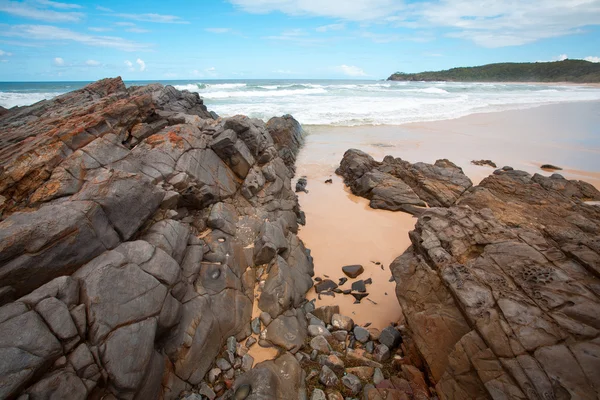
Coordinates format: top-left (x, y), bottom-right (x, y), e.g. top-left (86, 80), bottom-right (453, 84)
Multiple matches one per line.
top-left (351, 280), bottom-right (366, 293)
top-left (200, 382), bottom-right (217, 400)
top-left (379, 326), bottom-right (402, 349)
top-left (311, 388), bottom-right (326, 400)
top-left (264, 311), bottom-right (307, 353)
top-left (208, 368), bottom-right (221, 384)
top-left (241, 354), bottom-right (254, 371)
top-left (308, 324), bottom-right (331, 337)
top-left (227, 336), bottom-right (238, 355)
top-left (259, 311), bottom-right (272, 326)
top-left (342, 265), bottom-right (364, 278)
top-left (342, 374), bottom-right (362, 394)
top-left (332, 330), bottom-right (347, 342)
top-left (251, 317), bottom-right (261, 335)
top-left (373, 344), bottom-right (390, 363)
top-left (310, 335), bottom-right (331, 354)
top-left (216, 358), bottom-right (232, 371)
top-left (331, 314), bottom-right (354, 331)
top-left (373, 368), bottom-right (384, 385)
top-left (318, 365), bottom-right (339, 387)
top-left (207, 202), bottom-right (238, 236)
top-left (211, 129), bottom-right (255, 179)
top-left (319, 354), bottom-right (344, 374)
top-left (365, 341), bottom-right (375, 354)
top-left (353, 326), bottom-right (370, 344)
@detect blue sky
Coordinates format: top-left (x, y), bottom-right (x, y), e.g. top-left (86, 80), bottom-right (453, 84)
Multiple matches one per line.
top-left (0, 0), bottom-right (599, 81)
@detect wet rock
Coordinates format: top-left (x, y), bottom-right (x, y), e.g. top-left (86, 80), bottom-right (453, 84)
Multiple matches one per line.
top-left (342, 264), bottom-right (364, 278)
top-left (342, 373), bottom-right (362, 394)
top-left (379, 326), bottom-right (402, 349)
top-left (309, 324), bottom-right (332, 337)
top-left (312, 306), bottom-right (339, 325)
top-left (319, 365), bottom-right (339, 387)
top-left (471, 159), bottom-right (497, 168)
top-left (331, 314), bottom-right (354, 331)
top-left (540, 163), bottom-right (562, 170)
top-left (251, 317), bottom-right (261, 335)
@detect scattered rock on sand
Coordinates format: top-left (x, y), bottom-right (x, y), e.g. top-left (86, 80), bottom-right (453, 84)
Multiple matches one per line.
top-left (315, 279), bottom-right (338, 293)
top-left (341, 264), bottom-right (364, 278)
top-left (540, 163), bottom-right (562, 170)
top-left (295, 176), bottom-right (308, 192)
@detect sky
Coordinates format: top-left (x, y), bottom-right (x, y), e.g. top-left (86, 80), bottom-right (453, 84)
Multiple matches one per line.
top-left (0, 0), bottom-right (599, 81)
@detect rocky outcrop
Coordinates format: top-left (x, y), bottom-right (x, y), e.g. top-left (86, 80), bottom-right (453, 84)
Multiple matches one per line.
top-left (390, 166), bottom-right (600, 399)
top-left (0, 78), bottom-right (314, 399)
top-left (336, 149), bottom-right (473, 215)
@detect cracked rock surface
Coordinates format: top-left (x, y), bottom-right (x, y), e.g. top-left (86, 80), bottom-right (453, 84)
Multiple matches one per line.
top-left (0, 77), bottom-right (314, 399)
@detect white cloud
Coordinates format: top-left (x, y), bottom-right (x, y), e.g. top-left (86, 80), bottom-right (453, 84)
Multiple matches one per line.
top-left (0, 0), bottom-right (84, 22)
top-left (127, 27), bottom-right (150, 33)
top-left (124, 59), bottom-right (134, 71)
top-left (136, 58), bottom-right (145, 71)
top-left (584, 56), bottom-right (600, 63)
top-left (316, 23), bottom-right (345, 32)
top-left (85, 59), bottom-right (100, 66)
top-left (115, 13), bottom-right (189, 24)
top-left (88, 27), bottom-right (112, 32)
top-left (264, 28), bottom-right (324, 45)
top-left (53, 56), bottom-right (64, 66)
top-left (205, 28), bottom-right (231, 33)
top-left (36, 0), bottom-right (82, 10)
top-left (1, 24), bottom-right (152, 52)
top-left (228, 0), bottom-right (404, 20)
top-left (228, 0), bottom-right (600, 48)
top-left (557, 54), bottom-right (568, 61)
top-left (0, 49), bottom-right (13, 56)
top-left (96, 6), bottom-right (113, 12)
top-left (334, 64), bottom-right (367, 77)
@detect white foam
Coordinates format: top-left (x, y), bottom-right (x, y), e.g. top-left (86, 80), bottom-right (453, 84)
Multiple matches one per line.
top-left (0, 92), bottom-right (62, 108)
top-left (201, 87), bottom-right (327, 99)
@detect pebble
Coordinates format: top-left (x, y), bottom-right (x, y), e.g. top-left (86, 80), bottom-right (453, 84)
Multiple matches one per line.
top-left (216, 358), bottom-right (232, 371)
top-left (319, 365), bottom-right (339, 387)
top-left (310, 335), bottom-right (331, 354)
top-left (331, 314), bottom-right (354, 331)
top-left (380, 326), bottom-right (402, 349)
top-left (373, 368), bottom-right (384, 385)
top-left (353, 326), bottom-right (370, 343)
top-left (311, 388), bottom-right (326, 400)
top-left (342, 373), bottom-right (362, 394)
top-left (373, 344), bottom-right (391, 362)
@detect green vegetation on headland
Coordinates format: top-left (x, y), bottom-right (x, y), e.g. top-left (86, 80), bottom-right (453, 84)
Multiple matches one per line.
top-left (388, 59), bottom-right (600, 83)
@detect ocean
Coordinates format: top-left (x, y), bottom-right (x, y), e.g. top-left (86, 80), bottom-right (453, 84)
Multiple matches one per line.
top-left (2, 79), bottom-right (600, 126)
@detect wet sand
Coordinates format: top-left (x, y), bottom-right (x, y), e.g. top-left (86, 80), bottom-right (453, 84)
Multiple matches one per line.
top-left (295, 100), bottom-right (600, 330)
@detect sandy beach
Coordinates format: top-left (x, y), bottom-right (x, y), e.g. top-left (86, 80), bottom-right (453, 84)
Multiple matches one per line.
top-left (295, 100), bottom-right (600, 329)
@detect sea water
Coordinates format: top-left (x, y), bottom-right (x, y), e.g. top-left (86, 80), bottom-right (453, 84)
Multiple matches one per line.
top-left (2, 79), bottom-right (600, 126)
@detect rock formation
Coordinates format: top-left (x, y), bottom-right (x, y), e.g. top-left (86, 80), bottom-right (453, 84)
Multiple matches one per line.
top-left (0, 77), bottom-right (314, 399)
top-left (336, 149), bottom-right (473, 215)
top-left (388, 167), bottom-right (600, 398)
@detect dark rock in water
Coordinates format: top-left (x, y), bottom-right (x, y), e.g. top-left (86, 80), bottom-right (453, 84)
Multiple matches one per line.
top-left (364, 278), bottom-right (372, 285)
top-left (336, 149), bottom-right (472, 214)
top-left (540, 163), bottom-right (562, 170)
top-left (320, 291), bottom-right (335, 298)
top-left (314, 277), bottom-right (323, 282)
top-left (342, 264), bottom-right (364, 278)
top-left (379, 326), bottom-right (402, 349)
top-left (325, 179), bottom-right (333, 184)
top-left (351, 293), bottom-right (369, 302)
top-left (333, 288), bottom-right (343, 294)
top-left (338, 277), bottom-right (348, 286)
top-left (315, 279), bottom-right (338, 293)
top-left (351, 280), bottom-right (367, 293)
top-left (471, 159), bottom-right (497, 168)
top-left (342, 289), bottom-right (352, 295)
top-left (295, 177), bottom-right (308, 193)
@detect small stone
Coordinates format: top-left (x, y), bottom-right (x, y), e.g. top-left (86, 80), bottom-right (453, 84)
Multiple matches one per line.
top-left (332, 330), bottom-right (347, 342)
top-left (351, 280), bottom-right (366, 293)
top-left (319, 365), bottom-right (339, 387)
top-left (214, 383), bottom-right (224, 394)
top-left (338, 277), bottom-right (348, 286)
top-left (296, 177), bottom-right (308, 193)
top-left (342, 265), bottom-right (364, 278)
top-left (363, 384), bottom-right (376, 398)
top-left (311, 335), bottom-right (331, 354)
top-left (315, 279), bottom-right (338, 293)
top-left (373, 344), bottom-right (391, 362)
top-left (342, 373), bottom-right (362, 394)
top-left (368, 328), bottom-right (381, 341)
top-left (353, 326), bottom-right (370, 343)
top-left (224, 368), bottom-right (235, 379)
top-left (208, 367), bottom-right (221, 383)
top-left (216, 358), bottom-right (232, 371)
top-left (346, 366), bottom-right (374, 381)
top-left (309, 317), bottom-right (325, 326)
top-left (320, 354), bottom-right (344, 373)
top-left (234, 357), bottom-right (242, 369)
top-left (303, 300), bottom-right (316, 314)
top-left (296, 352), bottom-right (309, 363)
top-left (311, 388), bottom-right (326, 400)
top-left (325, 179), bottom-right (333, 184)
top-left (379, 326), bottom-right (402, 349)
top-left (236, 343), bottom-right (249, 357)
top-left (309, 324), bottom-right (332, 337)
top-left (364, 278), bottom-right (372, 285)
top-left (326, 390), bottom-right (343, 400)
top-left (373, 368), bottom-right (384, 385)
top-left (234, 383), bottom-right (252, 399)
top-left (245, 336), bottom-right (256, 348)
top-left (259, 311), bottom-right (272, 326)
top-left (251, 317), bottom-right (261, 334)
top-left (351, 293), bottom-right (368, 302)
top-left (331, 314), bottom-right (354, 331)
top-left (199, 382), bottom-right (216, 400)
top-left (241, 354), bottom-right (254, 371)
top-left (306, 369), bottom-right (319, 381)
top-left (365, 341), bottom-right (375, 354)
top-left (226, 350), bottom-right (235, 364)
top-left (311, 349), bottom-right (318, 360)
top-left (227, 336), bottom-right (237, 354)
